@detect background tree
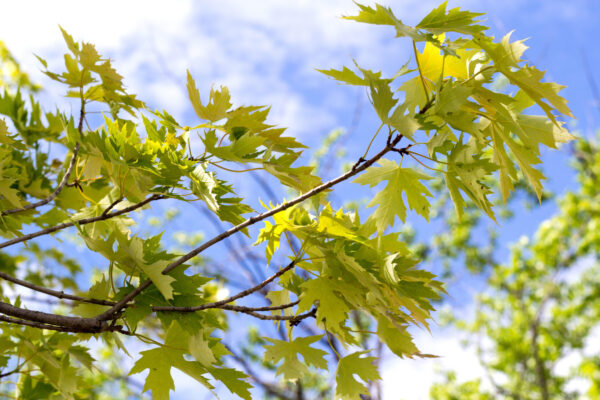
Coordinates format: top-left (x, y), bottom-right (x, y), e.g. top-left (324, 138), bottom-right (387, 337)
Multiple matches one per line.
top-left (428, 135), bottom-right (600, 399)
top-left (0, 3), bottom-right (574, 399)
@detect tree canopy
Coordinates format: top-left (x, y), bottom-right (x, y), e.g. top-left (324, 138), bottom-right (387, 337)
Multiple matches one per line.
top-left (0, 2), bottom-right (574, 399)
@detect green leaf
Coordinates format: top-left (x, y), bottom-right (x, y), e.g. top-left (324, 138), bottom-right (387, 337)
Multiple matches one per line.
top-left (190, 164), bottom-right (219, 212)
top-left (389, 106), bottom-right (419, 137)
top-left (129, 348), bottom-right (175, 400)
top-left (298, 277), bottom-right (350, 328)
top-left (116, 235), bottom-right (176, 300)
top-left (446, 139), bottom-right (497, 218)
top-left (377, 316), bottom-right (419, 358)
top-left (417, 1), bottom-right (487, 35)
top-left (0, 118), bottom-right (25, 149)
top-left (263, 335), bottom-right (328, 381)
top-left (343, 3), bottom-right (426, 42)
top-left (317, 66), bottom-right (366, 85)
top-left (186, 71), bottom-right (231, 122)
top-left (189, 331), bottom-right (217, 366)
top-left (0, 178), bottom-right (23, 208)
top-left (208, 367), bottom-right (252, 400)
top-left (354, 160), bottom-right (432, 232)
top-left (370, 80), bottom-right (397, 123)
top-left (72, 276), bottom-right (111, 317)
top-left (335, 351), bottom-right (381, 400)
top-left (474, 33), bottom-right (573, 123)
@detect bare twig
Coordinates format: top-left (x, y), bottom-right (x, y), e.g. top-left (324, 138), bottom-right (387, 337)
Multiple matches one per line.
top-left (194, 204), bottom-right (264, 287)
top-left (233, 307), bottom-right (316, 323)
top-left (97, 134), bottom-right (405, 321)
top-left (153, 300), bottom-right (299, 313)
top-left (0, 360), bottom-right (26, 379)
top-left (149, 261), bottom-right (297, 313)
top-left (101, 197), bottom-right (124, 217)
top-left (1, 143), bottom-right (81, 216)
top-left (0, 194), bottom-right (165, 249)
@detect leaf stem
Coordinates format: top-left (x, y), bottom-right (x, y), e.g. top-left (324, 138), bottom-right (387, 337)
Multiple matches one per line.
top-left (413, 41), bottom-right (431, 104)
top-left (409, 153), bottom-right (445, 173)
top-left (361, 122), bottom-right (385, 160)
top-left (209, 162), bottom-right (264, 173)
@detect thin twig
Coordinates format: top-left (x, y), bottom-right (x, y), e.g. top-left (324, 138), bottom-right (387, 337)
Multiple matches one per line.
top-left (101, 197), bottom-right (124, 217)
top-left (0, 194), bottom-right (165, 249)
top-left (150, 261), bottom-right (297, 313)
top-left (0, 271), bottom-right (116, 306)
top-left (361, 122), bottom-right (384, 160)
top-left (96, 134), bottom-right (405, 321)
top-left (1, 143), bottom-right (81, 216)
top-left (409, 153), bottom-right (445, 173)
top-left (1, 99), bottom-right (86, 217)
top-left (153, 300), bottom-right (300, 313)
top-left (209, 163), bottom-right (264, 173)
top-left (413, 41), bottom-right (431, 104)
top-left (234, 307), bottom-right (316, 323)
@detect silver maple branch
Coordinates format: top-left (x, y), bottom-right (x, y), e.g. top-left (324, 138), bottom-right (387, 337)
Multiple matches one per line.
top-left (96, 133), bottom-right (405, 322)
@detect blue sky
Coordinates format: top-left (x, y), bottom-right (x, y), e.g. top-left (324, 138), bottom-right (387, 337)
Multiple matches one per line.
top-left (1, 0), bottom-right (599, 398)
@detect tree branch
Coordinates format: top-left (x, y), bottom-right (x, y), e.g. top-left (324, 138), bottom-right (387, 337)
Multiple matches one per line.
top-left (1, 143), bottom-right (80, 217)
top-left (0, 263), bottom-right (299, 332)
top-left (530, 292), bottom-right (553, 400)
top-left (152, 300), bottom-right (299, 313)
top-left (0, 271), bottom-right (116, 306)
top-left (0, 301), bottom-right (108, 333)
top-left (230, 307), bottom-right (316, 323)
top-left (97, 133), bottom-right (405, 321)
top-left (0, 194), bottom-right (165, 249)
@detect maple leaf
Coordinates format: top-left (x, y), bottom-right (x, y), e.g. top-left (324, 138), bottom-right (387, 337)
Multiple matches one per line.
top-left (189, 164), bottom-right (219, 212)
top-left (297, 277), bottom-right (350, 329)
top-left (335, 351), bottom-right (381, 400)
top-left (474, 33), bottom-right (573, 123)
top-left (0, 118), bottom-right (24, 149)
top-left (71, 276), bottom-right (111, 317)
top-left (189, 331), bottom-right (217, 366)
top-left (208, 367), bottom-right (252, 400)
top-left (446, 139), bottom-right (497, 219)
top-left (343, 3), bottom-right (428, 42)
top-left (370, 80), bottom-right (397, 124)
top-left (186, 71), bottom-right (232, 122)
top-left (354, 160), bottom-right (432, 232)
top-left (317, 66), bottom-right (367, 85)
top-left (417, 1), bottom-right (487, 35)
top-left (389, 105), bottom-right (419, 137)
top-left (376, 316), bottom-right (419, 358)
top-left (115, 235), bottom-right (176, 300)
top-left (263, 335), bottom-right (328, 381)
top-left (129, 348), bottom-right (175, 400)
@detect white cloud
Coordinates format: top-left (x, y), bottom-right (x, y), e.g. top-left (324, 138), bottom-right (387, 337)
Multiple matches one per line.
top-left (381, 322), bottom-right (486, 399)
top-left (0, 0), bottom-right (435, 140)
